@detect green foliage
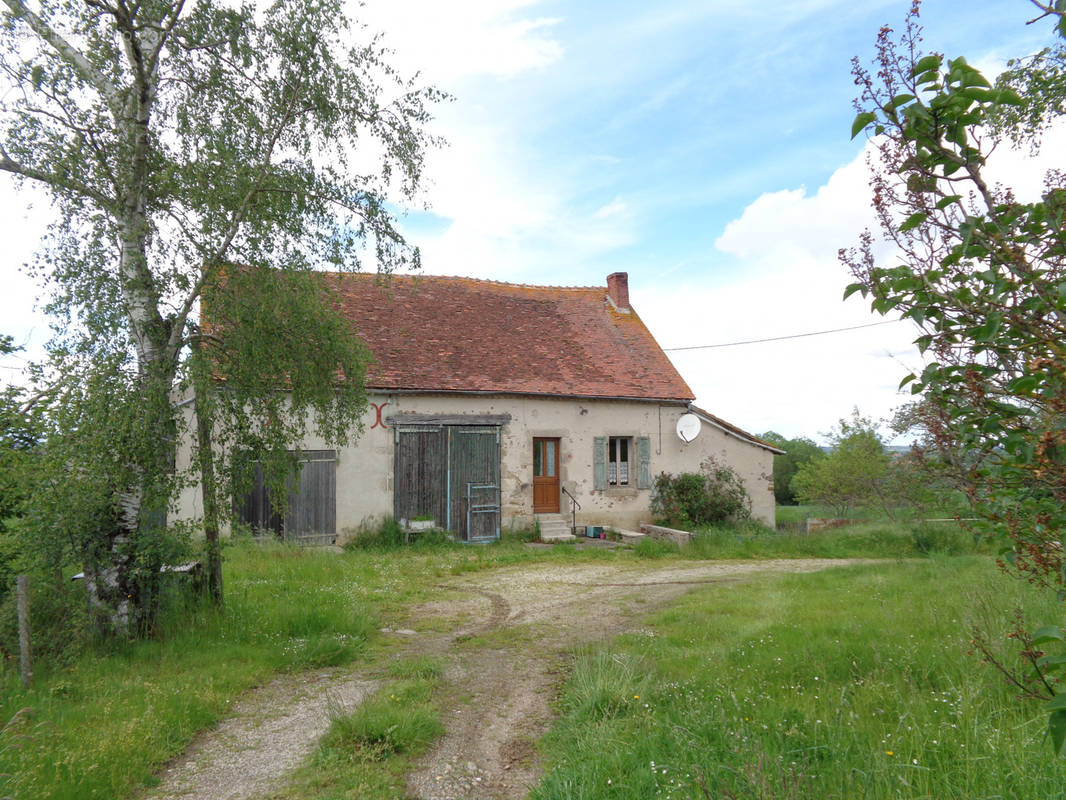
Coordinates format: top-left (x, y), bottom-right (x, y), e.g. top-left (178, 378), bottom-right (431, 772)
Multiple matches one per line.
top-left (633, 536), bottom-right (681, 559)
top-left (650, 460), bottom-right (751, 528)
top-left (846, 3), bottom-right (1066, 750)
top-left (560, 649), bottom-right (651, 723)
top-left (760, 431), bottom-right (825, 505)
top-left (790, 410), bottom-right (889, 517)
top-left (532, 559), bottom-right (1066, 799)
top-left (0, 0), bottom-right (442, 633)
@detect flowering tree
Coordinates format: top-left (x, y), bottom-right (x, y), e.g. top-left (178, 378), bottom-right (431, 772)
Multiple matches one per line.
top-left (844, 0), bottom-right (1066, 751)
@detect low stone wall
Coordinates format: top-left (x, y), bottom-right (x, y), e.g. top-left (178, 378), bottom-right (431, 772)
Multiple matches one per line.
top-left (639, 523), bottom-right (693, 545)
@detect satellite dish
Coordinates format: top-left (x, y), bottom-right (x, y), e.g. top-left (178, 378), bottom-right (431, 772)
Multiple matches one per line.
top-left (676, 413), bottom-right (701, 443)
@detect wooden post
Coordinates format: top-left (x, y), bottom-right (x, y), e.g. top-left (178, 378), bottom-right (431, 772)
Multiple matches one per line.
top-left (17, 575), bottom-right (32, 689)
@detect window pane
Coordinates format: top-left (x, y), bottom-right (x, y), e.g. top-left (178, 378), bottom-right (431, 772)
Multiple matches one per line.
top-left (533, 440), bottom-right (542, 477)
top-left (546, 440), bottom-right (556, 477)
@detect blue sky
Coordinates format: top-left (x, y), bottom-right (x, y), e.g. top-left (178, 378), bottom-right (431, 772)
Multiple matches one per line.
top-left (1, 0), bottom-right (1062, 442)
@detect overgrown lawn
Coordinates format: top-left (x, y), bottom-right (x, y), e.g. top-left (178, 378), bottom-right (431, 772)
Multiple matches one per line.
top-left (532, 557), bottom-right (1066, 799)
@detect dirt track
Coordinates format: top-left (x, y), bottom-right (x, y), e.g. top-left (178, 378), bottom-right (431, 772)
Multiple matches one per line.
top-left (145, 557), bottom-right (868, 800)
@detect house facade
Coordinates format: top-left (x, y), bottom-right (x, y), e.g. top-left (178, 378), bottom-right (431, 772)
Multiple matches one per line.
top-left (176, 272), bottom-right (780, 541)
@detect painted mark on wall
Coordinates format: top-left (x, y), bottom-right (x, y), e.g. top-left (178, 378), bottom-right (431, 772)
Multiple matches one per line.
top-left (371, 402), bottom-right (389, 429)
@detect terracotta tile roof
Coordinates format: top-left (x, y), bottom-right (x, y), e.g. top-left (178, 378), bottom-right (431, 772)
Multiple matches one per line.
top-left (325, 273), bottom-right (694, 402)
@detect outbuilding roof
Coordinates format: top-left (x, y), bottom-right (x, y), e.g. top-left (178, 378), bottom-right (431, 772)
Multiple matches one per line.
top-left (326, 271), bottom-right (694, 402)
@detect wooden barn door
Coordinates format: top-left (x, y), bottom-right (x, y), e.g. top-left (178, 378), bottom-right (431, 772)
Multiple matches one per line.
top-left (449, 426), bottom-right (501, 542)
top-left (235, 450), bottom-right (336, 543)
top-left (284, 451), bottom-right (337, 542)
top-left (394, 426), bottom-right (447, 528)
top-left (394, 424), bottom-right (500, 541)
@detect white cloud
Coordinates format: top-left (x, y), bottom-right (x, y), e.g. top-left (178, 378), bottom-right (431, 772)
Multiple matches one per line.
top-left (354, 0), bottom-right (564, 84)
top-left (639, 115), bottom-right (1066, 443)
top-left (637, 144), bottom-right (921, 443)
top-left (0, 183), bottom-right (53, 380)
top-left (593, 198), bottom-right (627, 219)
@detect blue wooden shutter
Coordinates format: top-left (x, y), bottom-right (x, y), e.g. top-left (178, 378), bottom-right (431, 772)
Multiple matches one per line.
top-left (593, 436), bottom-right (607, 490)
top-left (637, 436), bottom-right (651, 489)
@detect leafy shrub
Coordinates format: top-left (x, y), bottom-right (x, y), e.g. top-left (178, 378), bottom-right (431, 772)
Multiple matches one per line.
top-left (650, 459), bottom-right (751, 528)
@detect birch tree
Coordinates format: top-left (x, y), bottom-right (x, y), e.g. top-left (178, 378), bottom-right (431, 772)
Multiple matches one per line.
top-left (0, 0), bottom-right (441, 633)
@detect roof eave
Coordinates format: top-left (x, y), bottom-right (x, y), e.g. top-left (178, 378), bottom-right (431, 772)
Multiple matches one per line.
top-left (688, 404), bottom-right (785, 454)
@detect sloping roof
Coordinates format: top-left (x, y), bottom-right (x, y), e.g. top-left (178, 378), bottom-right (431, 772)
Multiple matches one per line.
top-left (690, 405), bottom-right (785, 454)
top-left (325, 273), bottom-right (694, 402)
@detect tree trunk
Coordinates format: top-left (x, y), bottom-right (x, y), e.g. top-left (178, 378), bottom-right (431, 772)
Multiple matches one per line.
top-left (81, 533), bottom-right (133, 637)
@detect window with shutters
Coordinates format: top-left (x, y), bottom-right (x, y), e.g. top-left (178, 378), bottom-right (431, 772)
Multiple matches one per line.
top-left (594, 435), bottom-right (652, 491)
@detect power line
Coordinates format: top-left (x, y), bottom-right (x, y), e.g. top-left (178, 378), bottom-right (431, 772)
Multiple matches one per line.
top-left (662, 319), bottom-right (904, 352)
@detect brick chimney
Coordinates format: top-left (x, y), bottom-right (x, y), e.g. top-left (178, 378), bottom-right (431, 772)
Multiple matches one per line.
top-left (606, 272), bottom-right (630, 311)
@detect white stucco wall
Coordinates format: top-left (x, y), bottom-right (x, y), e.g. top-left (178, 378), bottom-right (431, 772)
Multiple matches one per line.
top-left (174, 393), bottom-right (776, 538)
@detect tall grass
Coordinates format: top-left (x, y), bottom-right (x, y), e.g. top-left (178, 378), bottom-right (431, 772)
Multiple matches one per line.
top-left (632, 519), bottom-right (995, 561)
top-left (0, 542), bottom-right (383, 800)
top-left (532, 557), bottom-right (1066, 799)
top-left (0, 535), bottom-right (630, 800)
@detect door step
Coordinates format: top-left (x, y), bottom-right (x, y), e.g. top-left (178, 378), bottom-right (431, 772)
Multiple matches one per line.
top-left (535, 513), bottom-right (576, 542)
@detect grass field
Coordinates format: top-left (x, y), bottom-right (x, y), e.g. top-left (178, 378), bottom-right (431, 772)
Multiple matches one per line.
top-left (0, 535), bottom-right (627, 800)
top-left (531, 557), bottom-right (1066, 799)
top-left (0, 521), bottom-right (1055, 800)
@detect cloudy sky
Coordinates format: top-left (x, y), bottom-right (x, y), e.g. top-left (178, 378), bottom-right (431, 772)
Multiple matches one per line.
top-left (1, 0), bottom-right (1062, 442)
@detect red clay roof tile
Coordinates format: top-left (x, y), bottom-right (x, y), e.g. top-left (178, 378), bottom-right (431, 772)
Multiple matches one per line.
top-left (325, 273), bottom-right (694, 401)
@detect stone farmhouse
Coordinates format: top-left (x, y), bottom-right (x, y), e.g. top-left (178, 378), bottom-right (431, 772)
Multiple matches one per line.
top-left (176, 271), bottom-right (780, 542)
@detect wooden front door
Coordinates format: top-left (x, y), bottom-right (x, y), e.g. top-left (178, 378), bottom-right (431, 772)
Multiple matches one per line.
top-left (532, 437), bottom-right (560, 513)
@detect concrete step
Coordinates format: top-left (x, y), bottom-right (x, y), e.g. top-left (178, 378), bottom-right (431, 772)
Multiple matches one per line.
top-left (535, 514), bottom-right (576, 542)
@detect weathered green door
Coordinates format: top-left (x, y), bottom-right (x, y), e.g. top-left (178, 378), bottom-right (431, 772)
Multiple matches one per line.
top-left (394, 424), bottom-right (500, 541)
top-left (394, 426), bottom-right (447, 528)
top-left (448, 426), bottom-right (501, 542)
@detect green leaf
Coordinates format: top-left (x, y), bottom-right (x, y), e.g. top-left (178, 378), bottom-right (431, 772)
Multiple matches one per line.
top-left (843, 282), bottom-right (867, 301)
top-left (1008, 375), bottom-right (1041, 395)
top-left (899, 212), bottom-right (927, 233)
top-left (1052, 709), bottom-right (1066, 756)
top-left (995, 89), bottom-right (1024, 107)
top-left (1034, 625), bottom-right (1066, 645)
top-left (885, 93), bottom-right (915, 112)
top-left (936, 195), bottom-right (962, 209)
top-left (851, 111), bottom-right (877, 139)
top-left (898, 374), bottom-right (916, 390)
top-left (911, 55), bottom-right (942, 78)
top-left (1049, 693), bottom-right (1066, 713)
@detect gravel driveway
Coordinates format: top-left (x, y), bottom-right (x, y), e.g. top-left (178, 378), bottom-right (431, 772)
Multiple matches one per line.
top-left (143, 557), bottom-right (868, 800)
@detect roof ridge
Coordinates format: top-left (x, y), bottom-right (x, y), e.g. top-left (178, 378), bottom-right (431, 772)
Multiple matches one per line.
top-left (327, 271), bottom-right (605, 292)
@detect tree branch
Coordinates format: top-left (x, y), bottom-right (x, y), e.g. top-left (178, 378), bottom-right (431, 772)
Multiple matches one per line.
top-left (0, 144), bottom-right (114, 207)
top-left (2, 0), bottom-right (124, 119)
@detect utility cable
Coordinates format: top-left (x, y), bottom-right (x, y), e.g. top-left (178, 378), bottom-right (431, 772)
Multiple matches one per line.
top-left (662, 318), bottom-right (903, 352)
